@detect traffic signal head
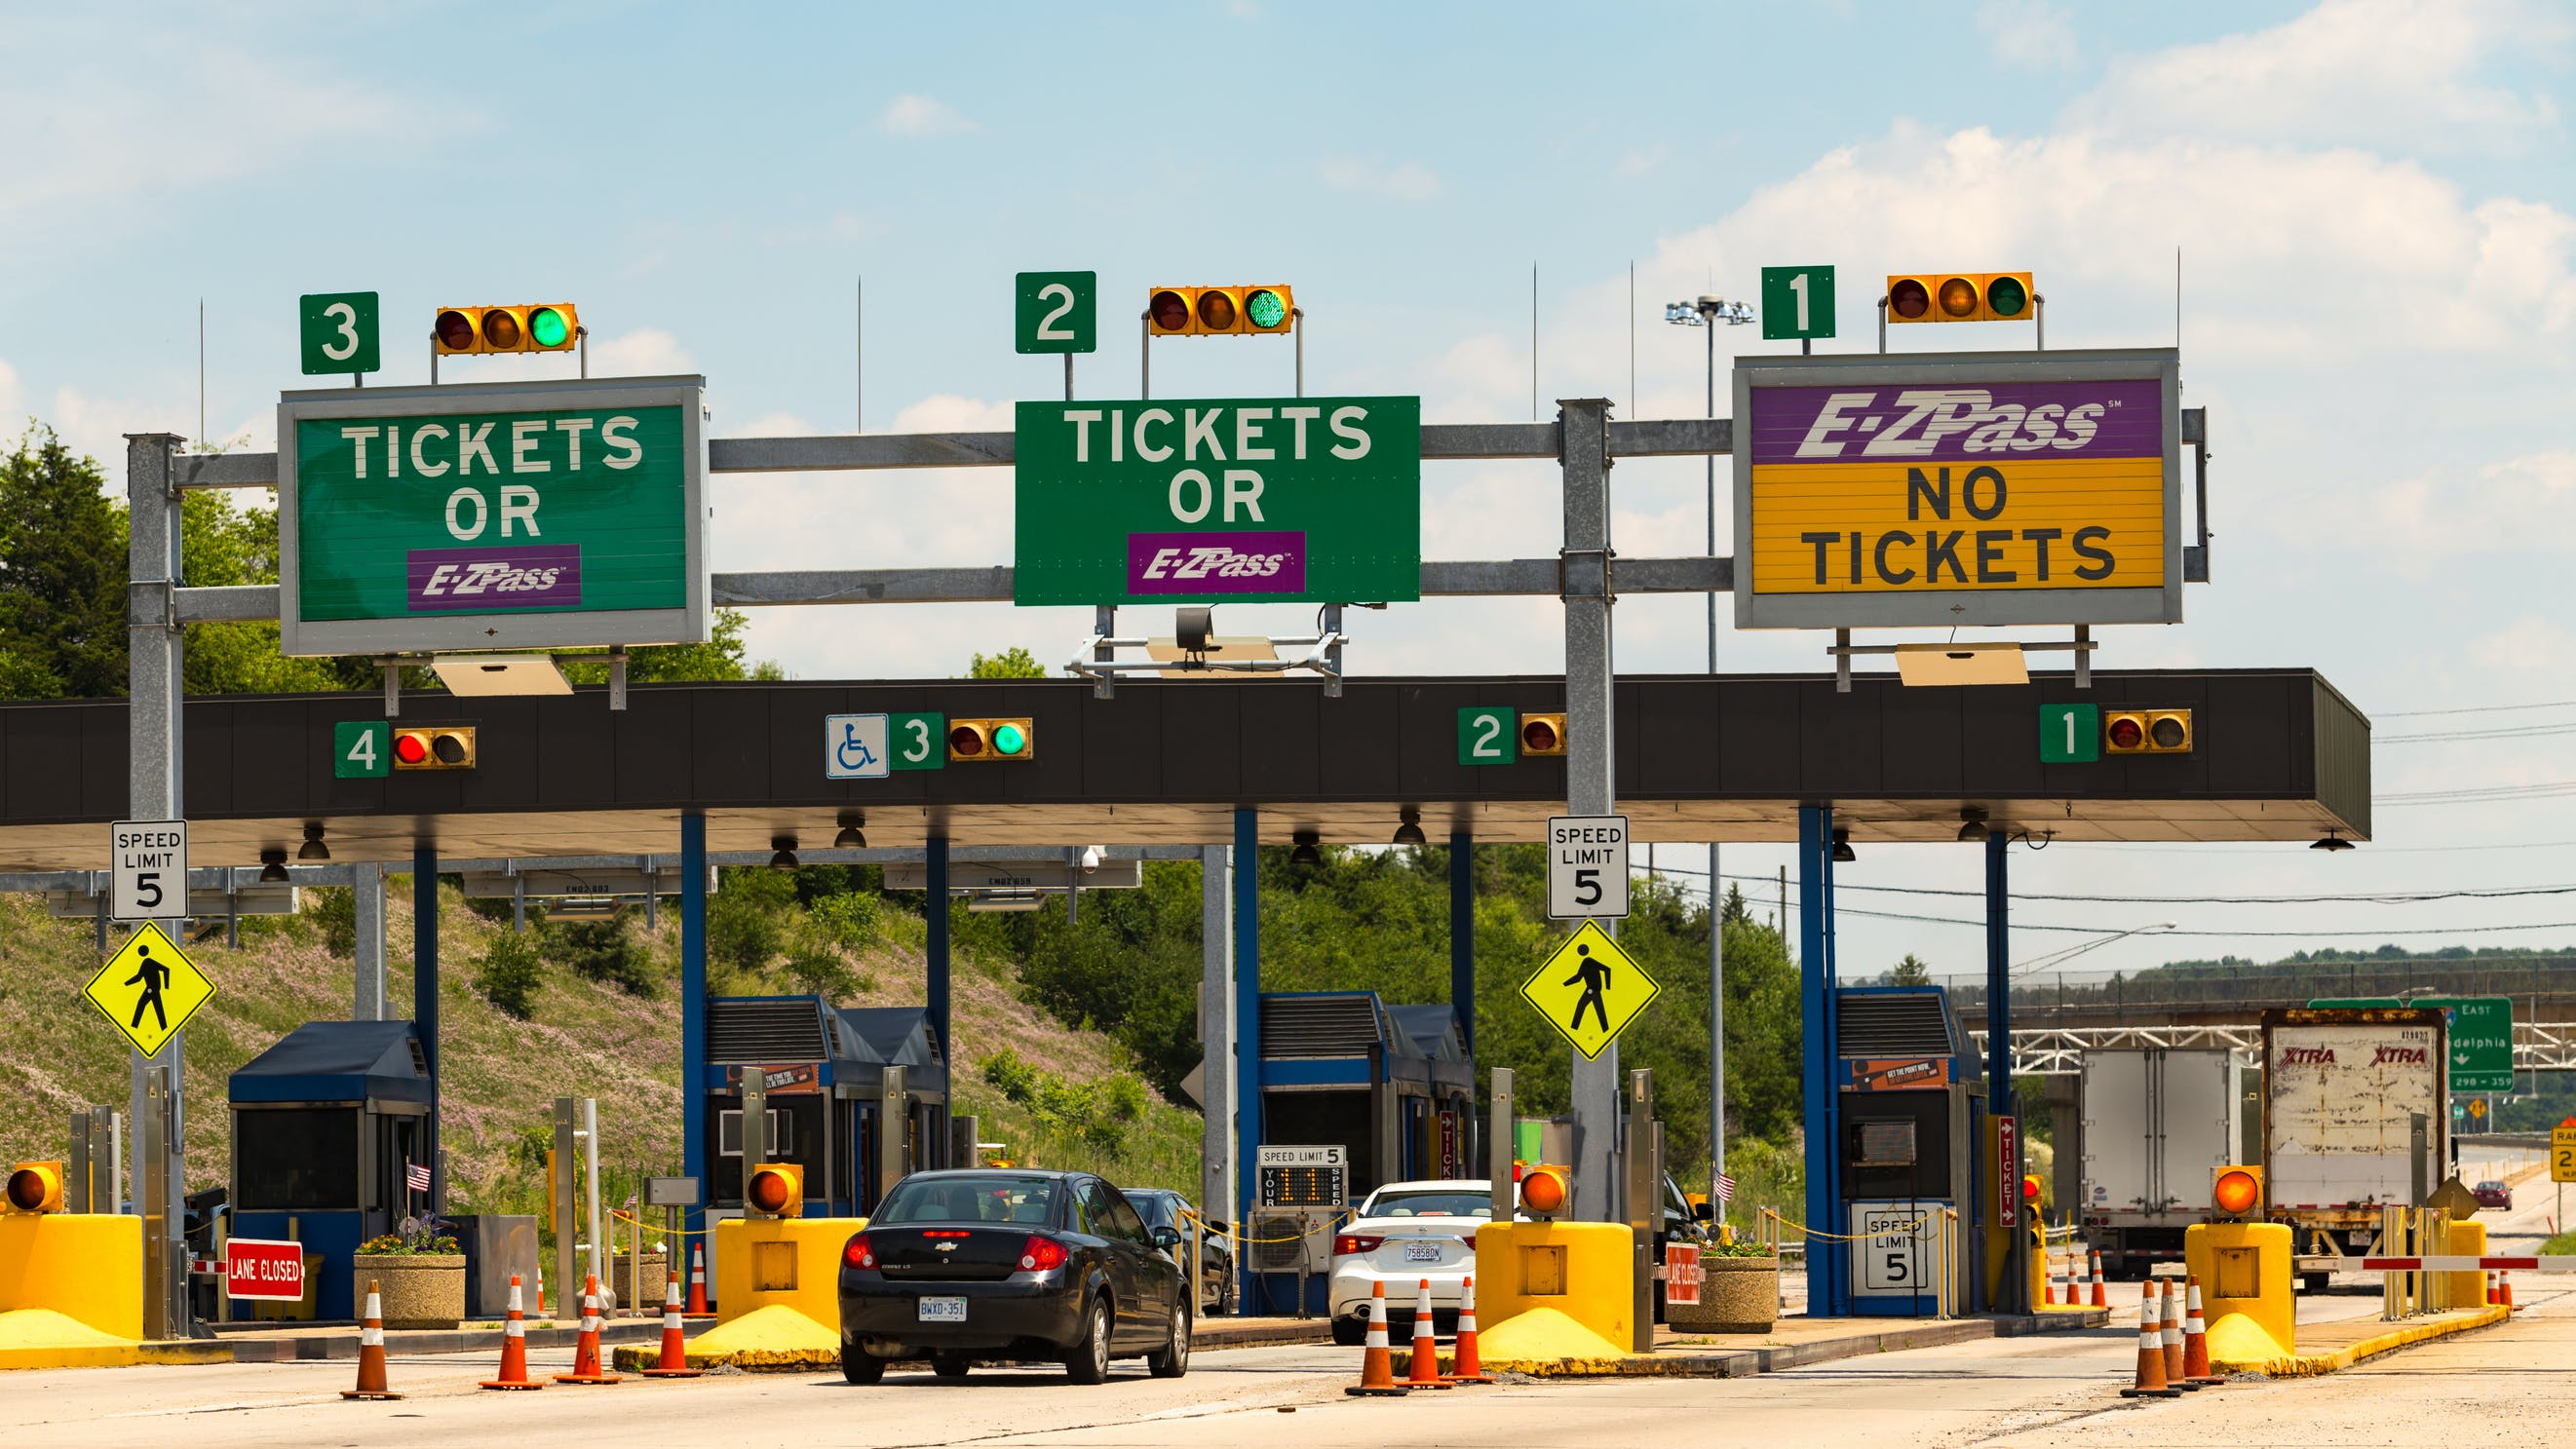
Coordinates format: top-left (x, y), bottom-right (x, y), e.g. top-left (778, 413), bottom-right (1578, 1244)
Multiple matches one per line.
top-left (2104, 708), bottom-right (2192, 755)
top-left (2212, 1164), bottom-right (2262, 1217)
top-left (1518, 711), bottom-right (1568, 757)
top-left (1519, 1163), bottom-right (1571, 1220)
top-left (1146, 286), bottom-right (1293, 336)
top-left (435, 308), bottom-right (480, 354)
top-left (1148, 288), bottom-right (1194, 335)
top-left (525, 303), bottom-right (578, 352)
top-left (1884, 273), bottom-right (2036, 324)
top-left (746, 1162), bottom-right (803, 1218)
top-left (392, 725), bottom-right (477, 770)
top-left (433, 304), bottom-right (581, 354)
top-left (6, 1162), bottom-right (63, 1213)
top-left (1194, 286), bottom-right (1243, 333)
top-left (946, 718), bottom-right (1034, 762)
top-left (1243, 286), bottom-right (1293, 333)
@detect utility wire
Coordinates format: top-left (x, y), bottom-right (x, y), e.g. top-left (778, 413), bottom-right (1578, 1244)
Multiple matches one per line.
top-left (1640, 859), bottom-right (2576, 907)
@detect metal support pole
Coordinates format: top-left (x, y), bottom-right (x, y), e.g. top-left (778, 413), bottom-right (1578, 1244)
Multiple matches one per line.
top-left (1140, 312), bottom-right (1150, 400)
top-left (1558, 398), bottom-right (1620, 1222)
top-left (1487, 1068), bottom-right (1515, 1223)
top-left (1703, 311), bottom-right (1727, 1215)
top-left (552, 1097), bottom-right (578, 1324)
top-left (125, 430), bottom-right (188, 1340)
top-left (927, 833), bottom-right (950, 1113)
top-left (352, 860), bottom-right (385, 1020)
top-left (1449, 831), bottom-right (1474, 1060)
top-left (680, 814), bottom-right (708, 1252)
top-left (2034, 295), bottom-right (2046, 352)
top-left (1877, 297), bottom-right (1889, 354)
top-left (1232, 807), bottom-right (1263, 1308)
top-left (1798, 806), bottom-right (1843, 1315)
top-left (1626, 1069), bottom-right (1656, 1352)
top-left (1985, 829), bottom-right (2025, 1315)
top-left (1093, 605), bottom-right (1115, 701)
top-left (1293, 309), bottom-right (1305, 398)
top-left (1199, 844), bottom-right (1236, 1311)
top-left (583, 1096), bottom-right (603, 1304)
top-left (414, 843), bottom-right (440, 1210)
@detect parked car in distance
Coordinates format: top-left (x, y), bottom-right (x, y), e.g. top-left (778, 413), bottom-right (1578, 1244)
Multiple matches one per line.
top-left (2473, 1180), bottom-right (2514, 1210)
top-left (836, 1169), bottom-right (1190, 1384)
top-left (1327, 1179), bottom-right (1494, 1346)
top-left (1124, 1188), bottom-right (1238, 1316)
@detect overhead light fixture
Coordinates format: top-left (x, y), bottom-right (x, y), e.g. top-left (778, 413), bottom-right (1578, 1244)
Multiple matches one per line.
top-left (1894, 642), bottom-right (2029, 687)
top-left (1831, 827), bottom-right (1856, 863)
top-left (1956, 808), bottom-right (1990, 844)
top-left (2311, 831), bottom-right (2356, 853)
top-left (298, 822), bottom-right (330, 862)
top-left (1175, 605), bottom-right (1217, 656)
top-left (1290, 830), bottom-right (1323, 868)
top-left (431, 653), bottom-right (571, 697)
top-left (1392, 809), bottom-right (1427, 848)
top-left (833, 814), bottom-right (865, 850)
top-left (770, 835), bottom-right (800, 871)
top-left (258, 848), bottom-right (289, 884)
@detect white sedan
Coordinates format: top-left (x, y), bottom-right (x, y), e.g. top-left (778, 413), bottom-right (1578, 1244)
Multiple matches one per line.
top-left (1326, 1180), bottom-right (1496, 1345)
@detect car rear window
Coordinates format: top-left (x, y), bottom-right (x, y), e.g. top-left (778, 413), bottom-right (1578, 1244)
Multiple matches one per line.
top-left (874, 1176), bottom-right (1059, 1225)
top-left (1365, 1190), bottom-right (1492, 1219)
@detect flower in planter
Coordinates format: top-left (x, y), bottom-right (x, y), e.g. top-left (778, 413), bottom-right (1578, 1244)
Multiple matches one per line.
top-left (359, 1217), bottom-right (460, 1256)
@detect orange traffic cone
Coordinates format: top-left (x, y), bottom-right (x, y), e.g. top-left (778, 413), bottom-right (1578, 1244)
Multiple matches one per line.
top-left (1404, 1277), bottom-right (1452, 1390)
top-left (1344, 1280), bottom-right (1407, 1397)
top-left (2181, 1277), bottom-right (2222, 1386)
top-left (2120, 1287), bottom-right (2179, 1398)
top-left (2485, 1270), bottom-right (2499, 1306)
top-left (535, 1262), bottom-right (547, 1316)
top-left (2041, 1252), bottom-right (2057, 1306)
top-left (554, 1275), bottom-right (624, 1385)
top-left (340, 1280), bottom-right (404, 1401)
top-left (1446, 1274), bottom-right (1492, 1385)
top-left (2160, 1281), bottom-right (2200, 1391)
top-left (481, 1275), bottom-right (546, 1391)
top-left (639, 1272), bottom-right (702, 1378)
top-left (688, 1242), bottom-right (709, 1316)
top-left (2500, 1271), bottom-right (2517, 1310)
top-left (2090, 1250), bottom-right (2109, 1309)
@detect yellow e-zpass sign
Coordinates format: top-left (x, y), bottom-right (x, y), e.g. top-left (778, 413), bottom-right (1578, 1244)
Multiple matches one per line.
top-left (1732, 351), bottom-right (2180, 629)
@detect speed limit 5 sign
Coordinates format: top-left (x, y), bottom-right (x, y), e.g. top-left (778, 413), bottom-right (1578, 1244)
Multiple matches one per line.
top-left (1547, 815), bottom-right (1628, 920)
top-left (111, 819), bottom-right (187, 923)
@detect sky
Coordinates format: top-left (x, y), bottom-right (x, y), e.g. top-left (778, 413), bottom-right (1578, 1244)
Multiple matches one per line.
top-left (3, 0), bottom-right (2574, 982)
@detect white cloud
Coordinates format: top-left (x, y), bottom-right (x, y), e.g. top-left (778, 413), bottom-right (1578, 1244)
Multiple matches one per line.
top-left (877, 95), bottom-right (974, 137)
top-left (1614, 144), bottom-right (1671, 178)
top-left (2072, 0), bottom-right (2565, 152)
top-left (1976, 0), bottom-right (2078, 69)
top-left (1318, 156), bottom-right (1443, 202)
top-left (2340, 450), bottom-right (2576, 562)
top-left (889, 396), bottom-right (1015, 433)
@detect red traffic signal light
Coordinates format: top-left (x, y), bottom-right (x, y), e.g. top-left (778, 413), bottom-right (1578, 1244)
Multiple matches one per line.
top-left (2212, 1165), bottom-right (2261, 1216)
top-left (1519, 712), bottom-right (1568, 757)
top-left (393, 726), bottom-right (476, 770)
top-left (1519, 1163), bottom-right (1570, 1219)
top-left (2105, 708), bottom-right (2191, 755)
top-left (6, 1162), bottom-right (63, 1213)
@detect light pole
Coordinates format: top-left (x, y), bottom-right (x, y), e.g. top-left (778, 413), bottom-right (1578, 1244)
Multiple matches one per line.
top-left (1664, 294), bottom-right (1754, 1216)
top-left (2012, 921), bottom-right (2180, 978)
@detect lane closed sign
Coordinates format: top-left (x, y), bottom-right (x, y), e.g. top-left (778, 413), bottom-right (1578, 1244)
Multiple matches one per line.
top-left (1547, 815), bottom-right (1629, 920)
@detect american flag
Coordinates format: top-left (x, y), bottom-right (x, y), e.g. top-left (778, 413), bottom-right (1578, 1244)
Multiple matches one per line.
top-left (1713, 1172), bottom-right (1737, 1203)
top-left (404, 1163), bottom-right (432, 1194)
top-left (625, 1190), bottom-right (638, 1210)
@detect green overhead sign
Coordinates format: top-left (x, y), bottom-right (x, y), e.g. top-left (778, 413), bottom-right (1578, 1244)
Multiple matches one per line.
top-left (2308, 996), bottom-right (2514, 1092)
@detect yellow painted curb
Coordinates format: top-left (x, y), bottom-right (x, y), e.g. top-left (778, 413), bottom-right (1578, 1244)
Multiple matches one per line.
top-left (0, 1309), bottom-right (231, 1370)
top-left (611, 1302), bottom-right (837, 1373)
top-left (2218, 1305), bottom-right (2510, 1378)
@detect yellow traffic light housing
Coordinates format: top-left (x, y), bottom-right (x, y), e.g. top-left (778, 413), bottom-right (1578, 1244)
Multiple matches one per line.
top-left (1242, 286), bottom-right (1294, 333)
top-left (524, 303), bottom-right (579, 352)
top-left (2212, 1164), bottom-right (2262, 1218)
top-left (746, 1162), bottom-right (803, 1218)
top-left (393, 726), bottom-right (477, 771)
top-left (2105, 708), bottom-right (2192, 755)
top-left (1518, 712), bottom-right (1568, 757)
top-left (946, 718), bottom-right (1034, 763)
top-left (1885, 273), bottom-right (2035, 324)
top-left (1518, 1163), bottom-right (1571, 1221)
top-left (434, 307), bottom-right (484, 355)
top-left (6, 1162), bottom-right (64, 1213)
top-left (1148, 287), bottom-right (1196, 336)
top-left (1193, 286), bottom-right (1244, 333)
top-left (434, 303), bottom-right (581, 354)
top-left (1147, 286), bottom-right (1294, 336)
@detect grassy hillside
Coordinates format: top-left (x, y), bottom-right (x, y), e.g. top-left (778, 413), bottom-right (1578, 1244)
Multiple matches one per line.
top-left (0, 882), bottom-right (1203, 1210)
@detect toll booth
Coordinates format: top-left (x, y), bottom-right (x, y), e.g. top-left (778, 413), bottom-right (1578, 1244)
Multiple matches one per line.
top-left (701, 996), bottom-right (947, 1218)
top-left (226, 1020), bottom-right (434, 1322)
top-left (1250, 992), bottom-right (1474, 1314)
top-left (1834, 987), bottom-right (1972, 1317)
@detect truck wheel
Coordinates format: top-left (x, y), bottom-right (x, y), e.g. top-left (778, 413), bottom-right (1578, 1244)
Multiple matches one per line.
top-left (2300, 1273), bottom-right (2328, 1294)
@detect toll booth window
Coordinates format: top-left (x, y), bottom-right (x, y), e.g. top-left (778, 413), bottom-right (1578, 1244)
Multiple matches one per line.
top-left (235, 1107), bottom-right (359, 1210)
top-left (874, 1174), bottom-right (1059, 1226)
top-left (1856, 1121), bottom-right (1918, 1168)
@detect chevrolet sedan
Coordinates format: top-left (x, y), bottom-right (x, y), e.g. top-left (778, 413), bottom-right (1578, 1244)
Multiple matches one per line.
top-left (837, 1169), bottom-right (1190, 1384)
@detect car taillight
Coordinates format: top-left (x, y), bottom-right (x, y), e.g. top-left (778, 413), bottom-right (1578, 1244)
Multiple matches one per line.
top-left (1019, 1235), bottom-right (1069, 1272)
top-left (843, 1233), bottom-right (877, 1271)
top-left (1457, 1235), bottom-right (1480, 1247)
top-left (1333, 1234), bottom-right (1385, 1257)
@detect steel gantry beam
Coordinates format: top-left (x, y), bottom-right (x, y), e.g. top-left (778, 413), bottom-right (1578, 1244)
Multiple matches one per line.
top-left (1971, 1021), bottom-right (2576, 1075)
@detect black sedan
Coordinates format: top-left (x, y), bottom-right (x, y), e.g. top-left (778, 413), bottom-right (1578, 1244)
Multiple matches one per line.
top-left (1124, 1188), bottom-right (1238, 1316)
top-left (838, 1169), bottom-right (1191, 1384)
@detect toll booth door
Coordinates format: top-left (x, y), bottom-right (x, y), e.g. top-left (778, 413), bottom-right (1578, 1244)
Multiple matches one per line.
top-left (367, 1114), bottom-right (423, 1236)
top-left (1403, 1097), bottom-right (1431, 1179)
top-left (854, 1103), bottom-right (879, 1214)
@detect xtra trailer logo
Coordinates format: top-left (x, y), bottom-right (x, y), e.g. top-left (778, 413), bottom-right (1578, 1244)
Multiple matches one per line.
top-left (1746, 377), bottom-right (2167, 596)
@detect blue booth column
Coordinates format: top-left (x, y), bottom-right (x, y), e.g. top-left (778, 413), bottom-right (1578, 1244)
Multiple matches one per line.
top-left (681, 814), bottom-right (708, 1242)
top-left (1232, 808), bottom-right (1261, 1312)
top-left (1449, 830), bottom-right (1474, 1058)
top-left (1796, 806), bottom-right (1846, 1316)
top-left (413, 843), bottom-right (440, 1210)
top-left (927, 832), bottom-right (949, 1166)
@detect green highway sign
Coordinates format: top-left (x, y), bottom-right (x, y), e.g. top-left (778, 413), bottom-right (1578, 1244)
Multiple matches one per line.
top-left (334, 721), bottom-right (390, 779)
top-left (277, 378), bottom-right (709, 656)
top-left (299, 291), bottom-right (381, 376)
top-left (1759, 265), bottom-right (1834, 342)
top-left (1016, 271), bottom-right (1097, 355)
top-left (1012, 397), bottom-right (1422, 606)
top-left (2309, 995), bottom-right (2515, 1092)
top-left (890, 712), bottom-right (945, 771)
top-left (2039, 703), bottom-right (2100, 763)
top-left (1460, 706), bottom-right (1516, 765)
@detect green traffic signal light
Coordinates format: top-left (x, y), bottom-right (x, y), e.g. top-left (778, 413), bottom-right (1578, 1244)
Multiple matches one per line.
top-left (1985, 275), bottom-right (2028, 318)
top-left (529, 306), bottom-right (571, 348)
top-left (992, 722), bottom-right (1027, 756)
top-left (1245, 288), bottom-right (1287, 329)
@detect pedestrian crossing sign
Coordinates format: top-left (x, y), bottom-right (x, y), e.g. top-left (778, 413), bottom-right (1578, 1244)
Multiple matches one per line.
top-left (83, 921), bottom-right (214, 1056)
top-left (1520, 920), bottom-right (1659, 1060)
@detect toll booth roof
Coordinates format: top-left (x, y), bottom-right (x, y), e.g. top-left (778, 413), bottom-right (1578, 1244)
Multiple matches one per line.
top-left (1386, 1004), bottom-right (1467, 1062)
top-left (835, 1007), bottom-right (947, 1093)
top-left (229, 1019), bottom-right (432, 1105)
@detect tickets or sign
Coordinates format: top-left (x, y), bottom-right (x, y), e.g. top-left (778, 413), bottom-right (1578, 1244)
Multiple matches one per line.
top-left (1520, 921), bottom-right (1660, 1060)
top-left (1547, 815), bottom-right (1629, 920)
top-left (1013, 397), bottom-right (1421, 605)
top-left (110, 819), bottom-right (186, 923)
top-left (2552, 1125), bottom-right (2576, 1184)
top-left (225, 1238), bottom-right (307, 1301)
top-left (83, 921), bottom-right (214, 1056)
top-left (1732, 351), bottom-right (2179, 629)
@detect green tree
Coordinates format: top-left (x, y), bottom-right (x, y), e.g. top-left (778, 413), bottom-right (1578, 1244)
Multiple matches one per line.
top-left (0, 425), bottom-right (127, 698)
top-left (1886, 953), bottom-right (1933, 986)
top-left (966, 646), bottom-right (1047, 679)
top-left (557, 608), bottom-right (781, 685)
top-left (476, 928), bottom-right (545, 1020)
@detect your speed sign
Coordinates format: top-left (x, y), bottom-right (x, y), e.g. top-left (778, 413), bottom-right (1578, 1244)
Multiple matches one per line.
top-left (1547, 815), bottom-right (1628, 920)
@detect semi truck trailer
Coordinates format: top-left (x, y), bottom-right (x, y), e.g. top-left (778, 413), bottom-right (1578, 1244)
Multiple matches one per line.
top-left (2261, 1007), bottom-right (2449, 1290)
top-left (2076, 1047), bottom-right (2245, 1277)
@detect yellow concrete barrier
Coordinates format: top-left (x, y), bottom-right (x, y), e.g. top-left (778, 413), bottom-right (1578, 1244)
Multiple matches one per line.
top-left (1471, 1220), bottom-right (1634, 1358)
top-left (2184, 1221), bottom-right (2294, 1368)
top-left (712, 1215), bottom-right (865, 1328)
top-left (2444, 1219), bottom-right (2486, 1311)
top-left (0, 1213), bottom-right (142, 1340)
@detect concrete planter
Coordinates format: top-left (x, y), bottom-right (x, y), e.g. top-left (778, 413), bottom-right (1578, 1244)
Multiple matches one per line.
top-left (1665, 1255), bottom-right (1779, 1334)
top-left (610, 1252), bottom-right (671, 1311)
top-left (352, 1254), bottom-right (466, 1330)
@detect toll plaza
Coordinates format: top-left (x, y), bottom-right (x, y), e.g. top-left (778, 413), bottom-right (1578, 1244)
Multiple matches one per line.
top-left (1826, 987), bottom-right (1971, 1317)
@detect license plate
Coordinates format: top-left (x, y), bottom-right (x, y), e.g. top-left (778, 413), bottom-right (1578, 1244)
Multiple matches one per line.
top-left (1403, 1241), bottom-right (1442, 1263)
top-left (917, 1296), bottom-right (967, 1323)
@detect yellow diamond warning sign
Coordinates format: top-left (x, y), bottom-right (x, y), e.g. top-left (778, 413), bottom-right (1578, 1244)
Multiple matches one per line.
top-left (83, 921), bottom-right (214, 1056)
top-left (1519, 920), bottom-right (1660, 1060)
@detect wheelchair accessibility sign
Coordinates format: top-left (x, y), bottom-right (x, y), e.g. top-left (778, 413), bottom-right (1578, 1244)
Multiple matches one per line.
top-left (826, 713), bottom-right (891, 780)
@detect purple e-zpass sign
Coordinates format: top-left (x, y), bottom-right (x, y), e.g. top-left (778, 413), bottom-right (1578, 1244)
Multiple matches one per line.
top-left (407, 545), bottom-right (582, 612)
top-left (1126, 531), bottom-right (1306, 595)
top-left (1745, 379), bottom-right (2164, 464)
